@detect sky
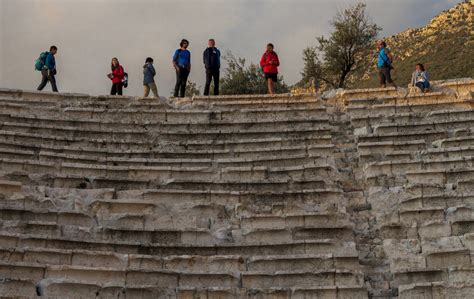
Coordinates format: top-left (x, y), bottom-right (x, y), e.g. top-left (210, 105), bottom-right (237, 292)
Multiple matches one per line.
top-left (0, 0), bottom-right (460, 96)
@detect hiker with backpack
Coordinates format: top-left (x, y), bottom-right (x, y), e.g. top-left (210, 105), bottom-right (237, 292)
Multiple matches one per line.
top-left (411, 63), bottom-right (430, 93)
top-left (203, 39), bottom-right (221, 96)
top-left (143, 57), bottom-right (159, 98)
top-left (107, 57), bottom-right (126, 96)
top-left (377, 40), bottom-right (397, 88)
top-left (36, 46), bottom-right (59, 92)
top-left (260, 43), bottom-right (280, 95)
top-left (172, 39), bottom-right (191, 98)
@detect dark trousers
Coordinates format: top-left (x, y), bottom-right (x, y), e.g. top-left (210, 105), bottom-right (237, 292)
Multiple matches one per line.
top-left (37, 69), bottom-right (58, 92)
top-left (174, 67), bottom-right (190, 97)
top-left (111, 83), bottom-right (123, 96)
top-left (204, 68), bottom-right (220, 96)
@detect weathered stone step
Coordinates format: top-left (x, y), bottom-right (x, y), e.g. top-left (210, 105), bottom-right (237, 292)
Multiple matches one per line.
top-left (437, 135), bottom-right (474, 148)
top-left (358, 140), bottom-right (427, 156)
top-left (0, 102), bottom-right (331, 123)
top-left (0, 113), bottom-right (332, 134)
top-left (241, 269), bottom-right (364, 288)
top-left (406, 169), bottom-right (474, 185)
top-left (0, 261), bottom-right (240, 288)
top-left (359, 145), bottom-right (474, 164)
top-left (357, 130), bottom-right (448, 144)
top-left (240, 213), bottom-right (351, 230)
top-left (0, 246), bottom-right (247, 272)
top-left (347, 99), bottom-right (474, 119)
top-left (4, 169), bottom-right (335, 193)
top-left (399, 282), bottom-right (474, 299)
top-left (393, 266), bottom-right (474, 289)
top-left (0, 146), bottom-right (332, 169)
top-left (0, 158), bottom-right (337, 183)
top-left (0, 232), bottom-right (357, 257)
top-left (400, 193), bottom-right (474, 210)
top-left (28, 281), bottom-right (369, 299)
top-left (371, 119), bottom-right (474, 135)
top-left (0, 135), bottom-right (336, 160)
top-left (340, 86), bottom-right (399, 101)
top-left (364, 156), bottom-right (474, 178)
top-left (347, 92), bottom-right (448, 107)
top-left (351, 108), bottom-right (474, 128)
top-left (247, 253), bottom-right (361, 272)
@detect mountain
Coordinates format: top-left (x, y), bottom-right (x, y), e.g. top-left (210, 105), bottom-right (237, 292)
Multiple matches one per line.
top-left (354, 1), bottom-right (474, 89)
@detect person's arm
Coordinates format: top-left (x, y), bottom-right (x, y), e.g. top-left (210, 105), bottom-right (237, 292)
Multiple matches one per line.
top-left (217, 49), bottom-right (221, 69)
top-left (116, 66), bottom-right (125, 78)
top-left (45, 54), bottom-right (54, 70)
top-left (203, 49), bottom-right (208, 68)
top-left (172, 50), bottom-right (179, 70)
top-left (150, 64), bottom-right (156, 76)
top-left (260, 54), bottom-right (266, 67)
top-left (274, 53), bottom-right (280, 67)
top-left (188, 52), bottom-right (191, 72)
top-left (423, 71), bottom-right (429, 81)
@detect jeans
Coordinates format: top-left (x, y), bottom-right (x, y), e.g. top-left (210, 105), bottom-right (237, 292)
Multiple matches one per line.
top-left (174, 67), bottom-right (190, 98)
top-left (37, 69), bottom-right (58, 92)
top-left (111, 83), bottom-right (123, 96)
top-left (204, 68), bottom-right (219, 96)
top-left (416, 81), bottom-right (430, 91)
top-left (144, 82), bottom-right (159, 98)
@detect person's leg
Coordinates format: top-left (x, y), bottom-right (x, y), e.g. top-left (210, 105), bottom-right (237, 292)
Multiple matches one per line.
top-left (204, 69), bottom-right (212, 96)
top-left (111, 83), bottom-right (117, 95)
top-left (174, 70), bottom-right (181, 97)
top-left (267, 79), bottom-right (274, 94)
top-left (386, 68), bottom-right (397, 88)
top-left (150, 82), bottom-right (159, 98)
top-left (117, 83), bottom-right (123, 96)
top-left (37, 70), bottom-right (49, 91)
top-left (48, 71), bottom-right (58, 92)
top-left (180, 69), bottom-right (189, 98)
top-left (379, 68), bottom-right (386, 88)
top-left (213, 70), bottom-right (220, 96)
top-left (415, 82), bottom-right (424, 92)
top-left (144, 84), bottom-right (150, 97)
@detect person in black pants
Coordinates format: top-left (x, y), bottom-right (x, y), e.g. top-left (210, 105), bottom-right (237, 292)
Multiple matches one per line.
top-left (37, 46), bottom-right (59, 92)
top-left (172, 39), bottom-right (191, 97)
top-left (203, 39), bottom-right (221, 96)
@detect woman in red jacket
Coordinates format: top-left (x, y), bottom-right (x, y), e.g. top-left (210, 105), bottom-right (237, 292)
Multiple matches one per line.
top-left (260, 43), bottom-right (280, 94)
top-left (107, 57), bottom-right (125, 95)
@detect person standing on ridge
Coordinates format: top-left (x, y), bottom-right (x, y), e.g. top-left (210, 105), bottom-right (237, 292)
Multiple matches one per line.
top-left (143, 57), bottom-right (159, 98)
top-left (377, 40), bottom-right (397, 88)
top-left (108, 57), bottom-right (125, 96)
top-left (36, 45), bottom-right (59, 92)
top-left (260, 43), bottom-right (280, 95)
top-left (172, 39), bottom-right (191, 98)
top-left (203, 39), bottom-right (221, 96)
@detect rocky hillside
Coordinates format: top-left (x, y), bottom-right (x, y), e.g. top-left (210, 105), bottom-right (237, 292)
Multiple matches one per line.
top-left (355, 0), bottom-right (474, 88)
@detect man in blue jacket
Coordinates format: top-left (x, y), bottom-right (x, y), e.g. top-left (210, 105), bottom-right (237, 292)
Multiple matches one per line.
top-left (172, 39), bottom-right (191, 97)
top-left (203, 39), bottom-right (221, 96)
top-left (37, 45), bottom-right (58, 92)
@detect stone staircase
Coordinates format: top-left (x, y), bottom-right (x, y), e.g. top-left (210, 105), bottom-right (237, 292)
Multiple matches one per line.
top-left (0, 79), bottom-right (472, 298)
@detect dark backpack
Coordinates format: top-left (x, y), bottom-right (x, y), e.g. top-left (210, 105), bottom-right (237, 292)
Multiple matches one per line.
top-left (122, 72), bottom-right (128, 88)
top-left (34, 51), bottom-right (49, 71)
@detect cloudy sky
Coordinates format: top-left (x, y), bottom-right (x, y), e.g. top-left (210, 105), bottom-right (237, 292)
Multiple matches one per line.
top-left (0, 0), bottom-right (459, 96)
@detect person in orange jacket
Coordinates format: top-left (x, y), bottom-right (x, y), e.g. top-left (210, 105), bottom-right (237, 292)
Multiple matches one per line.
top-left (260, 43), bottom-right (280, 94)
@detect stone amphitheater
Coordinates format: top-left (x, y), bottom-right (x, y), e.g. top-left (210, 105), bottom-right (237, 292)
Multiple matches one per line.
top-left (0, 79), bottom-right (473, 298)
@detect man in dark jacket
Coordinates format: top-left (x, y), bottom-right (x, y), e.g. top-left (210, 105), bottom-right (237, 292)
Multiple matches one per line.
top-left (37, 45), bottom-right (58, 92)
top-left (203, 39), bottom-right (220, 96)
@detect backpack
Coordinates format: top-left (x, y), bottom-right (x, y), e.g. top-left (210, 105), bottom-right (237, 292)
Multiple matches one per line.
top-left (34, 51), bottom-right (49, 71)
top-left (122, 72), bottom-right (128, 88)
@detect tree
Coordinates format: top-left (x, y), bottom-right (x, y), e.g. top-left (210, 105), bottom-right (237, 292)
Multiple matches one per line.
top-left (301, 3), bottom-right (381, 89)
top-left (170, 80), bottom-right (201, 97)
top-left (220, 52), bottom-right (289, 95)
top-left (185, 80), bottom-right (201, 97)
top-left (296, 46), bottom-right (323, 90)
